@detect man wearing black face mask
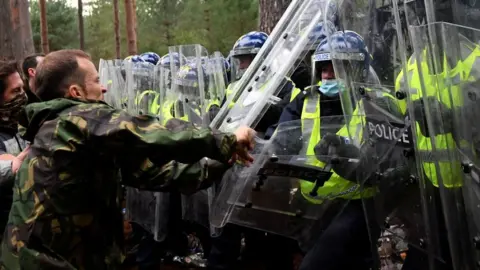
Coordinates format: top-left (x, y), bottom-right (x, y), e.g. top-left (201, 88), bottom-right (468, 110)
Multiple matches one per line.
top-left (0, 61), bottom-right (29, 242)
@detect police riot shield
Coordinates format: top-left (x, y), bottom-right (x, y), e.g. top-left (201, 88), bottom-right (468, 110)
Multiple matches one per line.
top-left (123, 61), bottom-right (157, 115)
top-left (134, 65), bottom-right (165, 117)
top-left (123, 63), bottom-right (171, 241)
top-left (169, 44), bottom-right (221, 229)
top-left (408, 22), bottom-right (480, 270)
top-left (159, 53), bottom-right (182, 125)
top-left (153, 56), bottom-right (186, 241)
top-left (101, 59), bottom-right (170, 241)
top-left (210, 117), bottom-right (345, 239)
top-left (125, 187), bottom-right (169, 242)
top-left (169, 44), bottom-right (212, 127)
top-left (100, 59), bottom-right (125, 110)
top-left (210, 110), bottom-right (406, 244)
top-left (204, 52), bottom-right (228, 233)
top-left (210, 0), bottom-right (329, 132)
top-left (209, 51), bottom-right (228, 107)
top-left (323, 0), bottom-right (441, 268)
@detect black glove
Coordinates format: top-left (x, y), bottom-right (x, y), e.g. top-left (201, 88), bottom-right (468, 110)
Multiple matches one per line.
top-left (330, 144), bottom-right (362, 182)
top-left (377, 165), bottom-right (412, 190)
top-left (198, 158), bottom-right (231, 190)
top-left (412, 96), bottom-right (453, 137)
top-left (207, 104), bottom-right (221, 123)
top-left (314, 134), bottom-right (361, 180)
top-left (314, 133), bottom-right (347, 161)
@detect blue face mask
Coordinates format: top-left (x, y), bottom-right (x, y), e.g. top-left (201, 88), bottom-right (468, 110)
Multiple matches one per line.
top-left (319, 79), bottom-right (341, 97)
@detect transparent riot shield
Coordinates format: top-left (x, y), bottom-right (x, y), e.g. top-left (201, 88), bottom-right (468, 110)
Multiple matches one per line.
top-left (210, 0), bottom-right (329, 132)
top-left (134, 65), bottom-right (165, 117)
top-left (156, 56), bottom-right (188, 238)
top-left (123, 63), bottom-right (170, 241)
top-left (408, 22), bottom-right (480, 270)
top-left (125, 186), bottom-right (170, 242)
top-left (160, 55), bottom-right (182, 125)
top-left (123, 61), bottom-right (156, 115)
top-left (100, 59), bottom-right (125, 110)
top-left (169, 44), bottom-right (221, 229)
top-left (210, 112), bottom-right (406, 245)
top-left (169, 44), bottom-right (211, 127)
top-left (211, 117), bottom-right (343, 239)
top-left (124, 188), bottom-right (159, 240)
top-left (209, 51), bottom-right (228, 107)
top-left (100, 59), bottom-right (169, 241)
top-left (323, 0), bottom-right (444, 268)
top-left (209, 0), bottom-right (344, 237)
top-left (204, 52), bottom-right (228, 233)
top-left (348, 83), bottom-right (419, 268)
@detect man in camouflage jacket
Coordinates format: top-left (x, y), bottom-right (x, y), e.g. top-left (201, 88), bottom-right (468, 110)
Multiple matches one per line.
top-left (1, 50), bottom-right (255, 270)
top-left (0, 61), bottom-right (31, 246)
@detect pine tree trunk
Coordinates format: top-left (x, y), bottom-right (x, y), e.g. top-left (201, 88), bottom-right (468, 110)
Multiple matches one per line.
top-left (162, 0), bottom-right (172, 45)
top-left (124, 0), bottom-right (137, 55)
top-left (39, 0), bottom-right (49, 54)
top-left (132, 0), bottom-right (137, 37)
top-left (258, 0), bottom-right (292, 34)
top-left (113, 0), bottom-right (121, 59)
top-left (0, 0), bottom-right (35, 60)
top-left (78, 0), bottom-right (84, 50)
top-left (204, 0), bottom-right (212, 50)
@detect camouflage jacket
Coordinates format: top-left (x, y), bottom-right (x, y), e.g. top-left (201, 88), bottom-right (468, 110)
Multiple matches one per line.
top-left (1, 98), bottom-right (237, 270)
top-left (0, 128), bottom-right (27, 243)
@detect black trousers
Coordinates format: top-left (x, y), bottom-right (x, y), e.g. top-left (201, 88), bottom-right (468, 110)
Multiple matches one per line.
top-left (207, 223), bottom-right (298, 270)
top-left (299, 199), bottom-right (379, 270)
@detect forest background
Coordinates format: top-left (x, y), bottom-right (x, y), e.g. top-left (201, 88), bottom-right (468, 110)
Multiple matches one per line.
top-left (0, 0), bottom-right (293, 65)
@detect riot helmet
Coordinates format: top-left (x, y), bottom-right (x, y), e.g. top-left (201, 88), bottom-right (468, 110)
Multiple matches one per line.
top-left (313, 30), bottom-right (371, 97)
top-left (140, 52), bottom-right (161, 66)
top-left (230, 31), bottom-right (269, 81)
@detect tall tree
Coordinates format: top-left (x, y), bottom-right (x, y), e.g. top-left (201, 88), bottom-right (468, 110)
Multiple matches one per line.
top-left (113, 0), bottom-right (121, 59)
top-left (78, 0), bottom-right (85, 50)
top-left (204, 0), bottom-right (213, 49)
top-left (85, 0), bottom-right (128, 64)
top-left (124, 0), bottom-right (137, 55)
top-left (162, 0), bottom-right (173, 46)
top-left (132, 0), bottom-right (137, 36)
top-left (30, 0), bottom-right (78, 52)
top-left (39, 0), bottom-right (50, 53)
top-left (0, 0), bottom-right (35, 60)
top-left (259, 0), bottom-right (291, 34)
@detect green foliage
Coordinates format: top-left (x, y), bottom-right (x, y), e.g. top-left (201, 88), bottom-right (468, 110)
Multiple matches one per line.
top-left (30, 0), bottom-right (79, 52)
top-left (84, 0), bottom-right (129, 64)
top-left (29, 0), bottom-right (259, 64)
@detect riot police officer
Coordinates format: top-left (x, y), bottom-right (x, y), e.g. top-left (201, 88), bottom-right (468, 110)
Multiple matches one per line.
top-left (208, 31), bottom-right (301, 270)
top-left (266, 30), bottom-right (382, 270)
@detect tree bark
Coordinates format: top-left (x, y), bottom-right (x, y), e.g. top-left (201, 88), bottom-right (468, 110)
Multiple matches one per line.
top-left (258, 0), bottom-right (292, 34)
top-left (204, 0), bottom-right (212, 49)
top-left (0, 0), bottom-right (35, 60)
top-left (162, 0), bottom-right (172, 45)
top-left (39, 0), bottom-right (49, 54)
top-left (124, 0), bottom-right (137, 55)
top-left (113, 0), bottom-right (121, 59)
top-left (78, 0), bottom-right (84, 50)
top-left (132, 0), bottom-right (137, 37)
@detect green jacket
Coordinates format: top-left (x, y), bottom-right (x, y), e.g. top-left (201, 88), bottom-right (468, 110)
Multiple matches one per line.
top-left (1, 98), bottom-right (237, 270)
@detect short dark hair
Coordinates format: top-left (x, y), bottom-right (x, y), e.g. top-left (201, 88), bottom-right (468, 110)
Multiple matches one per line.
top-left (35, 50), bottom-right (91, 101)
top-left (22, 53), bottom-right (45, 80)
top-left (0, 61), bottom-right (20, 95)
